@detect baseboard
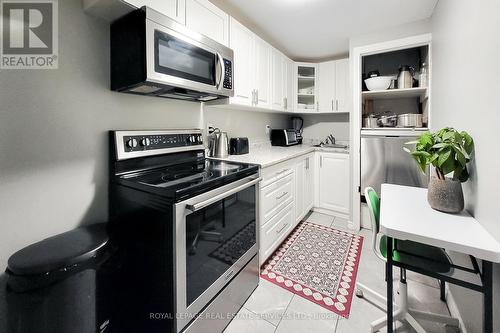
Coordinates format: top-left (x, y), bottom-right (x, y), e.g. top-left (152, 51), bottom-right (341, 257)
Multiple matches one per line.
top-left (312, 207), bottom-right (349, 220)
top-left (446, 284), bottom-right (467, 333)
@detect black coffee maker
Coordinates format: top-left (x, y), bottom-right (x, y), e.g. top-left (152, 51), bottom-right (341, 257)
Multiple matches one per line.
top-left (291, 117), bottom-right (303, 144)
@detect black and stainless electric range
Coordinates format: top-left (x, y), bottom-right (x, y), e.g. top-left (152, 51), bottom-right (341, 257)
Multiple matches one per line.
top-left (108, 129), bottom-right (260, 333)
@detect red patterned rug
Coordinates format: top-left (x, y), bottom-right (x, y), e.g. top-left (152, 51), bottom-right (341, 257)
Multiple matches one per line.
top-left (260, 221), bottom-right (363, 318)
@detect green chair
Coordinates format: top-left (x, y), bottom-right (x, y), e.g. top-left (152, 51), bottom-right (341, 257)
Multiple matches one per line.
top-left (355, 187), bottom-right (459, 333)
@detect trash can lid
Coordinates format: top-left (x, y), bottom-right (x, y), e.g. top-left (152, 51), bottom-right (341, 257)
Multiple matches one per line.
top-left (7, 223), bottom-right (109, 276)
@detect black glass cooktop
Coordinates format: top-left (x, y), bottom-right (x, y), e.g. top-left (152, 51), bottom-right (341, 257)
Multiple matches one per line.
top-left (120, 159), bottom-right (258, 201)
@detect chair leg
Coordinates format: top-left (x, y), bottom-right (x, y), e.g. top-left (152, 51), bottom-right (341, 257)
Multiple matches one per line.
top-left (404, 312), bottom-right (427, 333)
top-left (356, 282), bottom-right (392, 310)
top-left (409, 309), bottom-right (460, 327)
top-left (440, 279), bottom-right (446, 302)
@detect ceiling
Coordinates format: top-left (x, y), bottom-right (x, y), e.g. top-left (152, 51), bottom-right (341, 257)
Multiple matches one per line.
top-left (211, 0), bottom-right (437, 61)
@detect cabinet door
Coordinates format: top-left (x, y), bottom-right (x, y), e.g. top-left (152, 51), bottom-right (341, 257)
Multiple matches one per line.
top-left (304, 155), bottom-right (314, 212)
top-left (335, 58), bottom-right (349, 112)
top-left (127, 0), bottom-right (186, 24)
top-left (318, 60), bottom-right (336, 112)
top-left (185, 0), bottom-right (229, 46)
top-left (271, 49), bottom-right (285, 110)
top-left (318, 153), bottom-right (350, 214)
top-left (229, 17), bottom-right (254, 106)
top-left (294, 159), bottom-right (305, 223)
top-left (285, 58), bottom-right (294, 112)
top-left (254, 37), bottom-right (272, 108)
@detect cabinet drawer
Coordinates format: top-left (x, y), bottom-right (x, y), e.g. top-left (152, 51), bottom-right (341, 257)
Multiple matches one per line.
top-left (261, 173), bottom-right (293, 224)
top-left (260, 201), bottom-right (294, 261)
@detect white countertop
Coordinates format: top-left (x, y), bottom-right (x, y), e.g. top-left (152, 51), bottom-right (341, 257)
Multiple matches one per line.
top-left (380, 184), bottom-right (500, 263)
top-left (211, 144), bottom-right (349, 168)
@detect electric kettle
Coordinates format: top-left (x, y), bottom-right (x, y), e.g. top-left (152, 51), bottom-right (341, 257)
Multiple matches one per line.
top-left (397, 65), bottom-right (414, 89)
top-left (208, 129), bottom-right (229, 158)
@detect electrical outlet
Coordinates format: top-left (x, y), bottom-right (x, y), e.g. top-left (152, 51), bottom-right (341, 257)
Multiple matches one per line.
top-left (265, 125), bottom-right (271, 134)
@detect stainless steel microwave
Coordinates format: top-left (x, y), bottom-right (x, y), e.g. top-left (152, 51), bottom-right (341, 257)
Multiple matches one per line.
top-left (110, 7), bottom-right (234, 101)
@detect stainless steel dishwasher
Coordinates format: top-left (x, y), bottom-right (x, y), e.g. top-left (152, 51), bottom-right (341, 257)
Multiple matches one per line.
top-left (360, 134), bottom-right (429, 197)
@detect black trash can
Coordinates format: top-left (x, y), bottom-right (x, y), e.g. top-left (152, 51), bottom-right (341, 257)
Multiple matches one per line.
top-left (5, 223), bottom-right (116, 333)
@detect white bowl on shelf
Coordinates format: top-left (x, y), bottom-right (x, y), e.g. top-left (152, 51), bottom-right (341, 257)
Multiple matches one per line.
top-left (298, 103), bottom-right (306, 109)
top-left (364, 76), bottom-right (393, 91)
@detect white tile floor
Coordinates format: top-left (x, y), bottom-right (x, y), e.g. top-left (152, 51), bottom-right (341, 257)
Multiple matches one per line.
top-left (224, 212), bottom-right (460, 333)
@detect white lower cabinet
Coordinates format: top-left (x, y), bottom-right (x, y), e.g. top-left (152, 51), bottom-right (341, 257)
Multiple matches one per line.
top-left (317, 152), bottom-right (350, 214)
top-left (259, 155), bottom-right (315, 264)
top-left (294, 153), bottom-right (314, 223)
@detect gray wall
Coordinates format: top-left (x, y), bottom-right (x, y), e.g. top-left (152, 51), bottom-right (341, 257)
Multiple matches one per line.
top-left (431, 0), bottom-right (500, 331)
top-left (302, 113), bottom-right (350, 143)
top-left (0, 0), bottom-right (287, 270)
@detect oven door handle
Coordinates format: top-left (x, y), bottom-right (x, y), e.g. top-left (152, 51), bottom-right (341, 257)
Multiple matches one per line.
top-left (215, 52), bottom-right (225, 90)
top-left (186, 177), bottom-right (261, 212)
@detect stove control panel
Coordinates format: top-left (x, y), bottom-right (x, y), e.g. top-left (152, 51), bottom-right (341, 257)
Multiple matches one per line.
top-left (114, 130), bottom-right (204, 160)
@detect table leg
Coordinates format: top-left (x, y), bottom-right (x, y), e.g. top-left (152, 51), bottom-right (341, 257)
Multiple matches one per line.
top-left (386, 237), bottom-right (394, 333)
top-left (483, 260), bottom-right (493, 333)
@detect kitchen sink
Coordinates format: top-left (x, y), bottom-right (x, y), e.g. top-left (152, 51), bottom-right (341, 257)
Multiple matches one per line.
top-left (313, 143), bottom-right (348, 149)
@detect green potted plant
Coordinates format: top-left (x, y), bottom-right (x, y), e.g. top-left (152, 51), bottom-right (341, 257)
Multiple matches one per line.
top-left (404, 127), bottom-right (474, 213)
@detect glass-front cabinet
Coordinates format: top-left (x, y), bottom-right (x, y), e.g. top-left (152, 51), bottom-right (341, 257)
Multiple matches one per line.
top-left (295, 62), bottom-right (318, 112)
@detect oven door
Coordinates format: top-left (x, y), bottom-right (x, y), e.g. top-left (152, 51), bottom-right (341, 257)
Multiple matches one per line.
top-left (145, 16), bottom-right (230, 96)
top-left (174, 175), bottom-right (260, 332)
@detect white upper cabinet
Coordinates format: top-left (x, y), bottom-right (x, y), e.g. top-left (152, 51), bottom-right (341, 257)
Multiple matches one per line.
top-left (295, 63), bottom-right (319, 112)
top-left (254, 36), bottom-right (272, 108)
top-left (318, 60), bottom-right (336, 112)
top-left (318, 152), bottom-right (350, 214)
top-left (185, 0), bottom-right (229, 46)
top-left (271, 49), bottom-right (286, 111)
top-left (318, 58), bottom-right (349, 112)
top-left (128, 0), bottom-right (186, 23)
top-left (335, 58), bottom-right (349, 112)
top-left (229, 17), bottom-right (254, 106)
top-left (285, 58), bottom-right (295, 112)
top-left (83, 0), bottom-right (186, 23)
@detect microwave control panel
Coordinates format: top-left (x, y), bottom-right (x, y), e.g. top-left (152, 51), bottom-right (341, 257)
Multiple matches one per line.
top-left (223, 59), bottom-right (232, 90)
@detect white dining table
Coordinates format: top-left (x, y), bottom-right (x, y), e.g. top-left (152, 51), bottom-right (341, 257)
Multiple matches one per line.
top-left (379, 183), bottom-right (500, 333)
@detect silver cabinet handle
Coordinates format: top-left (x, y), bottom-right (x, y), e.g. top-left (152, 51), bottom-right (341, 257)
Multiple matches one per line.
top-left (316, 101), bottom-right (319, 111)
top-left (186, 177), bottom-right (261, 212)
top-left (276, 223), bottom-right (289, 235)
top-left (276, 191), bottom-right (288, 200)
top-left (331, 100), bottom-right (334, 111)
top-left (336, 100), bottom-right (339, 111)
top-left (284, 97), bottom-right (287, 110)
top-left (320, 156), bottom-right (323, 168)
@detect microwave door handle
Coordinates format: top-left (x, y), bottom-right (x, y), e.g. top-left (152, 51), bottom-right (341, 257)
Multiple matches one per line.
top-left (215, 53), bottom-right (225, 90)
top-left (186, 177), bottom-right (261, 212)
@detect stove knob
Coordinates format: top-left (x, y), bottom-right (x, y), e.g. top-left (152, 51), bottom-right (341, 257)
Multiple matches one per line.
top-left (141, 138), bottom-right (151, 146)
top-left (127, 138), bottom-right (138, 148)
top-left (196, 136), bottom-right (202, 144)
top-left (190, 135), bottom-right (196, 143)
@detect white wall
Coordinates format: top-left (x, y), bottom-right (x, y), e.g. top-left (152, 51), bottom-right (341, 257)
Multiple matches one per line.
top-left (431, 1), bottom-right (500, 331)
top-left (349, 18), bottom-right (432, 51)
top-left (0, 0), bottom-right (288, 270)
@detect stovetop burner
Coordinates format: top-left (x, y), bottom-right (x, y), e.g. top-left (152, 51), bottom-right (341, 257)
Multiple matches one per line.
top-left (119, 158), bottom-right (257, 199)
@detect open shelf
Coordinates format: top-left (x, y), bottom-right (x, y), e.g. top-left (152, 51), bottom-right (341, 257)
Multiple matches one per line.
top-left (297, 93), bottom-right (315, 97)
top-left (362, 87), bottom-right (427, 101)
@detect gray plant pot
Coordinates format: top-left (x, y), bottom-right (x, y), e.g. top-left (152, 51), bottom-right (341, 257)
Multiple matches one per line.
top-left (427, 176), bottom-right (464, 213)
